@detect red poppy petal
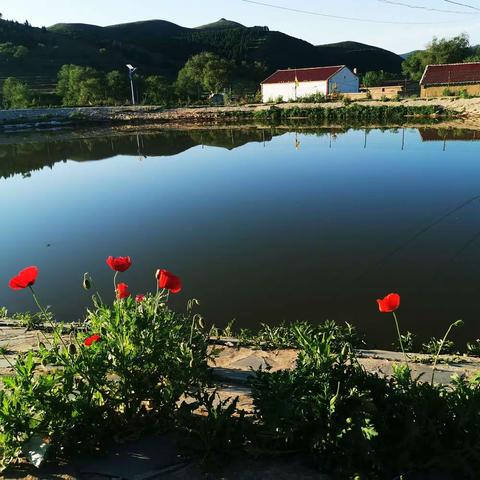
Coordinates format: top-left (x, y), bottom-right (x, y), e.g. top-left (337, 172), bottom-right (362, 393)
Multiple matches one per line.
top-left (20, 266), bottom-right (38, 286)
top-left (8, 266), bottom-right (38, 290)
top-left (377, 293), bottom-right (400, 313)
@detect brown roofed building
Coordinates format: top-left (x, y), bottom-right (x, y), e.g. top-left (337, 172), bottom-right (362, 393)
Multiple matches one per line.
top-left (420, 62), bottom-right (480, 98)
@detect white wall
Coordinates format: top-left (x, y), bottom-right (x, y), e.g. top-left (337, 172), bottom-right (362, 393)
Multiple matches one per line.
top-left (262, 80), bottom-right (327, 103)
top-left (328, 67), bottom-right (359, 93)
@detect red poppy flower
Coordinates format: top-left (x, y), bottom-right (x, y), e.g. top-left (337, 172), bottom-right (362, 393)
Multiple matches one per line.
top-left (157, 269), bottom-right (182, 293)
top-left (106, 256), bottom-right (132, 272)
top-left (9, 266), bottom-right (39, 290)
top-left (116, 282), bottom-right (131, 299)
top-left (84, 334), bottom-right (101, 347)
top-left (377, 293), bottom-right (400, 313)
top-left (135, 294), bottom-right (145, 303)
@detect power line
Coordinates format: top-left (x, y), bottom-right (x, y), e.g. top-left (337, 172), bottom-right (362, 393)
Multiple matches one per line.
top-left (443, 0), bottom-right (480, 11)
top-left (378, 0), bottom-right (479, 14)
top-left (239, 0), bottom-right (468, 24)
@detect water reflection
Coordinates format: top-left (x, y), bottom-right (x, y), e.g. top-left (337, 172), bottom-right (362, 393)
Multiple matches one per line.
top-left (0, 128), bottom-right (281, 179)
top-left (4, 126), bottom-right (476, 180)
top-left (2, 125), bottom-right (480, 348)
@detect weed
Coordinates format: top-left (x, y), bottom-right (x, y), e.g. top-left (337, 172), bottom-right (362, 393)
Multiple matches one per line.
top-left (467, 339), bottom-right (480, 356)
top-left (421, 337), bottom-right (456, 355)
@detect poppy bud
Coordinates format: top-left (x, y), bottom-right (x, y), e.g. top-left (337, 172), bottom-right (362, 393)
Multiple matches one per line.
top-left (155, 269), bottom-right (161, 280)
top-left (83, 273), bottom-right (91, 291)
top-left (69, 343), bottom-right (77, 356)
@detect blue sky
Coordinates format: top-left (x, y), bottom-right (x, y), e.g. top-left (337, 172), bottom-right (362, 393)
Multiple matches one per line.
top-left (1, 0), bottom-right (479, 53)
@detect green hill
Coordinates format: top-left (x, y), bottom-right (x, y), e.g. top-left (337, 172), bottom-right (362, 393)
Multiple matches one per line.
top-left (195, 18), bottom-right (246, 30)
top-left (317, 41), bottom-right (404, 73)
top-left (0, 17), bottom-right (404, 93)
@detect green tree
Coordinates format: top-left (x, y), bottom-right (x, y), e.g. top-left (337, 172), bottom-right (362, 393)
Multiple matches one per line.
top-left (362, 70), bottom-right (402, 87)
top-left (105, 70), bottom-right (129, 105)
top-left (2, 77), bottom-right (31, 108)
top-left (176, 52), bottom-right (232, 99)
top-left (0, 43), bottom-right (28, 60)
top-left (402, 52), bottom-right (426, 82)
top-left (142, 75), bottom-right (172, 105)
top-left (56, 64), bottom-right (104, 106)
top-left (402, 33), bottom-right (473, 81)
top-left (13, 45), bottom-right (28, 59)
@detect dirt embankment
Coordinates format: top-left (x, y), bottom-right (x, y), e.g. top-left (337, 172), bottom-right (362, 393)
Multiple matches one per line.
top-left (2, 97), bottom-right (480, 130)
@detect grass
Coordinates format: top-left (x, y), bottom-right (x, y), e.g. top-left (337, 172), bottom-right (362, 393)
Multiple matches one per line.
top-left (210, 319), bottom-right (364, 351)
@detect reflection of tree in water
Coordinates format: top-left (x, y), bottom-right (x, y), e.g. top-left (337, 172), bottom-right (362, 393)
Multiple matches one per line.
top-left (3, 127), bottom-right (477, 180)
top-left (0, 129), bottom-right (277, 179)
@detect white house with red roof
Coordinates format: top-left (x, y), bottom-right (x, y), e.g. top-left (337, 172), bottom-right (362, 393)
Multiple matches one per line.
top-left (260, 65), bottom-right (359, 103)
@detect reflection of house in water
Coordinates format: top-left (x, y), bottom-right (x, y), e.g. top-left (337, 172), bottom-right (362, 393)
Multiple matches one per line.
top-left (419, 128), bottom-right (480, 142)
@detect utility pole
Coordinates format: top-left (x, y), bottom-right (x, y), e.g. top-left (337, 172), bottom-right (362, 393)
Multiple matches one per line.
top-left (126, 64), bottom-right (137, 105)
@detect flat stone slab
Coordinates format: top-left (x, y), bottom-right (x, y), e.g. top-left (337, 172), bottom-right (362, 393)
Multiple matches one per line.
top-left (2, 323), bottom-right (480, 385)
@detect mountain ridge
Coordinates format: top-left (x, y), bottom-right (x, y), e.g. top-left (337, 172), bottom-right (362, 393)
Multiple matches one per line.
top-left (0, 17), bottom-right (404, 90)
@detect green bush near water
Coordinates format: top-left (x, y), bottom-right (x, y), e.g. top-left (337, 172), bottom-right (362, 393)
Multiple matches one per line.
top-left (250, 330), bottom-right (480, 479)
top-left (0, 294), bottom-right (211, 470)
top-left (252, 104), bottom-right (451, 124)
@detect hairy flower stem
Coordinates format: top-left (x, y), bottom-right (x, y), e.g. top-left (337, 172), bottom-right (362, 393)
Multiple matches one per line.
top-left (392, 311), bottom-right (409, 368)
top-left (113, 271), bottom-right (118, 298)
top-left (90, 276), bottom-right (104, 306)
top-left (28, 286), bottom-right (69, 351)
top-left (153, 286), bottom-right (166, 322)
top-left (189, 316), bottom-right (197, 345)
top-left (431, 320), bottom-right (462, 386)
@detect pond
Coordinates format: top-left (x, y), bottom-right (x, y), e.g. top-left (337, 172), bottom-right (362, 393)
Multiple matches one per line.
top-left (2, 125), bottom-right (480, 348)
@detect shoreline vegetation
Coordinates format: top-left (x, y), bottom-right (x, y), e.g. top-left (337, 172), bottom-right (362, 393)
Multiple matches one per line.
top-left (3, 274), bottom-right (480, 479)
top-left (1, 257), bottom-right (480, 480)
top-left (1, 98), bottom-right (478, 131)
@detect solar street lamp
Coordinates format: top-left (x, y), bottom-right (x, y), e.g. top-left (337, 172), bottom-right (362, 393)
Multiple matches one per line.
top-left (126, 64), bottom-right (137, 105)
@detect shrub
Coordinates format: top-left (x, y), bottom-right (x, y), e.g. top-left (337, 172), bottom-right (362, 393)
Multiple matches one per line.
top-left (458, 89), bottom-right (472, 99)
top-left (298, 92), bottom-right (327, 103)
top-left (250, 330), bottom-right (480, 478)
top-left (2, 77), bottom-right (32, 109)
top-left (0, 261), bottom-right (211, 470)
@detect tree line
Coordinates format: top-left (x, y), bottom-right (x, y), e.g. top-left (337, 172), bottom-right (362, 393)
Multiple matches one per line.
top-left (2, 33), bottom-right (480, 108)
top-left (1, 51), bottom-right (263, 109)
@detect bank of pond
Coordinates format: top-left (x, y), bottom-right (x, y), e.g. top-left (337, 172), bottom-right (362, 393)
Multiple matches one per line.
top-left (1, 301), bottom-right (480, 479)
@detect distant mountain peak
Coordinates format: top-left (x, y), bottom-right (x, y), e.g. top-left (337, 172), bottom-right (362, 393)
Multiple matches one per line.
top-left (195, 18), bottom-right (246, 30)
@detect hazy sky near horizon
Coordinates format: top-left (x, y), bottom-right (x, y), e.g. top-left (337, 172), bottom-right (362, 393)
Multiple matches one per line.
top-left (1, 0), bottom-right (480, 53)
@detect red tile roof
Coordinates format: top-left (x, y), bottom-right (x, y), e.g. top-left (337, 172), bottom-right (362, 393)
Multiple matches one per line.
top-left (261, 66), bottom-right (345, 84)
top-left (420, 62), bottom-right (480, 86)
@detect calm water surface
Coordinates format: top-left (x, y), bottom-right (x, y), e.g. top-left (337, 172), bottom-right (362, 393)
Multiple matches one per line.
top-left (2, 126), bottom-right (480, 348)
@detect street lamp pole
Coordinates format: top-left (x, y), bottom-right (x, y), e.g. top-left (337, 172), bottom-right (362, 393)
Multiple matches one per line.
top-left (126, 64), bottom-right (137, 105)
